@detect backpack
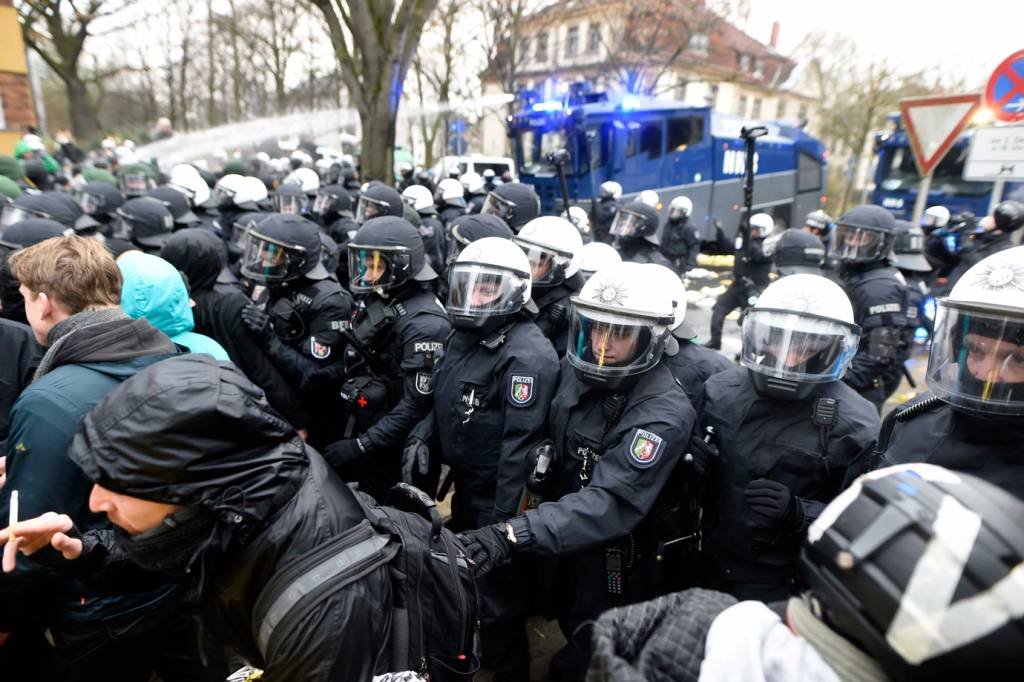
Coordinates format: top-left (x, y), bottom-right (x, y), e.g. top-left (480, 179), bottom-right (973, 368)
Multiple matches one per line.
top-left (253, 483), bottom-right (479, 680)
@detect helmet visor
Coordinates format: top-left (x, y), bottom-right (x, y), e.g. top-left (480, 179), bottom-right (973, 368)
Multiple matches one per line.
top-left (347, 244), bottom-right (411, 293)
top-left (276, 193), bottom-right (305, 215)
top-left (833, 224), bottom-right (890, 262)
top-left (515, 240), bottom-right (567, 286)
top-left (894, 229), bottom-right (925, 254)
top-left (926, 301), bottom-right (1024, 416)
top-left (1, 204), bottom-right (29, 227)
top-left (121, 173), bottom-right (151, 195)
top-left (567, 303), bottom-right (662, 378)
top-left (80, 192), bottom-right (103, 216)
top-left (609, 209), bottom-right (645, 237)
top-left (313, 192), bottom-right (336, 215)
top-left (740, 309), bottom-right (860, 383)
top-left (668, 207), bottom-right (688, 221)
top-left (241, 231), bottom-right (307, 283)
top-left (212, 185), bottom-right (236, 208)
top-left (482, 192), bottom-right (515, 221)
top-left (447, 263), bottom-right (527, 317)
top-left (355, 195), bottom-right (390, 224)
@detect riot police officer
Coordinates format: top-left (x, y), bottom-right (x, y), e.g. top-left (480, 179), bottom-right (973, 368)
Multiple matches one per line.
top-left (766, 228), bottom-right (827, 277)
top-left (945, 199), bottom-right (1024, 289)
top-left (877, 246), bottom-right (1024, 499)
top-left (800, 209), bottom-right (833, 240)
top-left (354, 181), bottom-right (404, 224)
top-left (660, 196), bottom-right (700, 274)
top-left (458, 262), bottom-right (695, 680)
top-left (646, 264), bottom-right (733, 401)
top-left (590, 181), bottom-right (622, 243)
top-left (320, 216), bottom-right (451, 500)
top-left (438, 213), bottom-right (515, 303)
top-left (577, 241), bottom-right (621, 283)
top-left (75, 181), bottom-right (124, 234)
top-left (273, 182), bottom-right (309, 216)
top-left (312, 183), bottom-right (359, 246)
top-left (461, 172), bottom-right (488, 214)
top-left (147, 185), bottom-right (200, 230)
top-left (608, 200), bottom-right (672, 267)
top-left (699, 274), bottom-right (879, 602)
top-left (513, 216), bottom-right (584, 357)
top-left (833, 204), bottom-right (914, 410)
top-left (481, 182), bottom-right (541, 232)
top-left (705, 212), bottom-right (774, 350)
top-left (107, 196), bottom-right (176, 257)
top-left (436, 178), bottom-right (468, 228)
top-left (402, 183), bottom-right (447, 275)
top-left (239, 213), bottom-right (353, 446)
top-left (892, 219), bottom-right (933, 337)
top-left (405, 237), bottom-right (559, 681)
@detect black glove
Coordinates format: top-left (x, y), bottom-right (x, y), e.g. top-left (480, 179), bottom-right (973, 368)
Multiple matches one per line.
top-left (241, 304), bottom-right (273, 344)
top-left (745, 478), bottom-right (802, 531)
top-left (457, 523), bottom-right (512, 577)
top-left (684, 430), bottom-right (717, 477)
top-left (401, 438), bottom-right (430, 484)
top-left (323, 438), bottom-right (365, 472)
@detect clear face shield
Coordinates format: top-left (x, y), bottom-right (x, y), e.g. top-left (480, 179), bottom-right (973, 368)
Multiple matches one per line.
top-left (355, 195), bottom-right (391, 224)
top-left (832, 224), bottom-right (890, 262)
top-left (895, 228), bottom-right (925, 254)
top-left (926, 302), bottom-right (1024, 415)
top-left (481, 192), bottom-right (515, 222)
top-left (212, 184), bottom-right (237, 209)
top-left (275, 193), bottom-right (306, 215)
top-left (312, 192), bottom-right (337, 216)
top-left (1, 201), bottom-right (32, 227)
top-left (668, 207), bottom-right (689, 221)
top-left (347, 244), bottom-right (411, 293)
top-left (121, 173), bottom-right (152, 196)
top-left (609, 209), bottom-right (646, 237)
top-left (240, 231), bottom-right (307, 283)
top-left (740, 309), bottom-right (860, 383)
top-left (80, 192), bottom-right (104, 216)
top-left (567, 303), bottom-right (667, 379)
top-left (446, 263), bottom-right (527, 318)
top-left (515, 239), bottom-right (567, 287)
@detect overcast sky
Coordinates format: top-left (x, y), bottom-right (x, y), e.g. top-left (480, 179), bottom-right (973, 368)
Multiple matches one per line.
top-left (745, 0), bottom-right (1019, 89)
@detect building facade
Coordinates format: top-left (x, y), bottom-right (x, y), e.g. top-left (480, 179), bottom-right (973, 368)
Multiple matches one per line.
top-left (0, 0), bottom-right (36, 153)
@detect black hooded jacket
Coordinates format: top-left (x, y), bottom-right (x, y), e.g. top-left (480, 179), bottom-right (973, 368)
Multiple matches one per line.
top-left (67, 355), bottom-right (393, 680)
top-left (160, 229), bottom-right (310, 428)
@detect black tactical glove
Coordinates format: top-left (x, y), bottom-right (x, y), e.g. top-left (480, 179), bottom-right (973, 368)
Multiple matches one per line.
top-left (457, 523), bottom-right (512, 577)
top-left (401, 438), bottom-right (431, 484)
top-left (745, 479), bottom-right (802, 531)
top-left (241, 304), bottom-right (273, 344)
top-left (322, 437), bottom-right (365, 472)
top-left (684, 429), bottom-right (717, 478)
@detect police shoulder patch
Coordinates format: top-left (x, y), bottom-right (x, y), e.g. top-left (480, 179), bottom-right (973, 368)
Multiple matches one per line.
top-left (627, 429), bottom-right (664, 468)
top-left (508, 374), bottom-right (536, 407)
top-left (415, 371), bottom-right (434, 395)
top-left (310, 337), bottom-right (331, 359)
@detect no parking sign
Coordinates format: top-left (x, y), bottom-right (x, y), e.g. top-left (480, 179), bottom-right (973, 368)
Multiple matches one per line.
top-left (985, 49), bottom-right (1024, 123)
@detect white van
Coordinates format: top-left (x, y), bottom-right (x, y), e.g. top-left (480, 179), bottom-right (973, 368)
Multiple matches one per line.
top-left (430, 154), bottom-right (516, 181)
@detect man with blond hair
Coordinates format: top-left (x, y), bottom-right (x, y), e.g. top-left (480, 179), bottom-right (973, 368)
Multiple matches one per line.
top-left (0, 236), bottom-right (205, 680)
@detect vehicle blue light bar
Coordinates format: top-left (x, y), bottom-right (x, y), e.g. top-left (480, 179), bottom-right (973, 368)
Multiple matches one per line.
top-left (531, 100), bottom-right (563, 113)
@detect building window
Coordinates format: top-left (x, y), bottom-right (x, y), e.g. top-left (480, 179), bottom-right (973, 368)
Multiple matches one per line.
top-left (536, 32), bottom-right (548, 62)
top-left (754, 58), bottom-right (765, 79)
top-left (739, 53), bottom-right (752, 72)
top-left (587, 23), bottom-right (601, 54)
top-left (776, 99), bottom-right (787, 119)
top-left (690, 32), bottom-right (709, 56)
top-left (565, 26), bottom-right (579, 58)
top-left (751, 98), bottom-right (762, 119)
top-left (736, 95), bottom-right (748, 117)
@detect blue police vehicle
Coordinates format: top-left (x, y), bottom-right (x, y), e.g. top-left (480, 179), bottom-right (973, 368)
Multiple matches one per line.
top-left (870, 114), bottom-right (1021, 220)
top-left (508, 86), bottom-right (828, 239)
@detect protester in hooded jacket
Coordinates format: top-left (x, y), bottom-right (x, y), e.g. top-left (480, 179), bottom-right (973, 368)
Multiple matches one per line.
top-left (0, 236), bottom-right (204, 682)
top-left (3, 354), bottom-right (394, 681)
top-left (117, 252), bottom-right (229, 361)
top-left (160, 228), bottom-right (310, 432)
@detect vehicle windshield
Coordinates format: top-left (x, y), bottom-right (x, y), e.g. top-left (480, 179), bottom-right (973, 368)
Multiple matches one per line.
top-left (878, 144), bottom-right (989, 197)
top-left (516, 128), bottom-right (571, 176)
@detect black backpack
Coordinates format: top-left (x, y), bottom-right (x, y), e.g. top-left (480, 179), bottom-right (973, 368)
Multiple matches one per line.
top-left (253, 483), bottom-right (479, 680)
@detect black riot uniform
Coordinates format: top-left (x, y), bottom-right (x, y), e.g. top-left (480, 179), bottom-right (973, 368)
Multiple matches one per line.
top-left (944, 200), bottom-right (1024, 290)
top-left (530, 273), bottom-right (583, 358)
top-left (610, 202), bottom-right (673, 267)
top-left (834, 206), bottom-right (914, 411)
top-left (660, 213), bottom-right (701, 274)
top-left (320, 216), bottom-right (451, 500)
top-left (706, 221), bottom-right (772, 350)
top-left (699, 366), bottom-right (879, 601)
top-left (240, 213), bottom-right (353, 448)
top-left (591, 193), bottom-right (620, 244)
top-left (480, 183), bottom-right (541, 233)
top-left (663, 338), bottom-right (734, 403)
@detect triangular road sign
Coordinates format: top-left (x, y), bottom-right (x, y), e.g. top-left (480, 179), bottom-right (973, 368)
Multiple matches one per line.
top-left (899, 94), bottom-right (982, 176)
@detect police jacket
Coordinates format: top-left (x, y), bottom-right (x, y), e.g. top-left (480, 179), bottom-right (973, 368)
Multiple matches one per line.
top-left (878, 393), bottom-right (1024, 500)
top-left (348, 286), bottom-right (451, 454)
top-left (439, 205), bottom-right (465, 230)
top-left (700, 366), bottom-right (879, 583)
top-left (530, 273), bottom-right (584, 358)
top-left (591, 198), bottom-right (620, 237)
top-left (66, 356), bottom-right (392, 680)
top-left (660, 218), bottom-right (701, 268)
top-left (419, 215), bottom-right (447, 276)
top-left (732, 238), bottom-right (772, 286)
top-left (945, 232), bottom-right (1016, 291)
top-left (520, 361), bottom-right (694, 557)
top-left (663, 340), bottom-right (734, 403)
top-left (418, 317), bottom-right (559, 528)
top-left (264, 277), bottom-right (353, 390)
top-left (617, 238), bottom-right (673, 268)
top-left (839, 263), bottom-right (912, 393)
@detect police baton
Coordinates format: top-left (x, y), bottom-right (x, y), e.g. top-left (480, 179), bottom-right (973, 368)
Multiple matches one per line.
top-left (739, 126), bottom-right (767, 265)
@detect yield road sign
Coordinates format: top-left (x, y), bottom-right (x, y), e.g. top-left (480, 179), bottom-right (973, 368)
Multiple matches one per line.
top-left (899, 94), bottom-right (981, 176)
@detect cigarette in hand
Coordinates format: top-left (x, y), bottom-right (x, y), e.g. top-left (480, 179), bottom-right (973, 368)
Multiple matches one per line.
top-left (8, 490), bottom-right (17, 540)
top-left (3, 490), bottom-right (18, 572)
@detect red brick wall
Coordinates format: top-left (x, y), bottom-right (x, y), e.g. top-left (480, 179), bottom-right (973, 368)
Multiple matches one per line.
top-left (0, 71), bottom-right (36, 131)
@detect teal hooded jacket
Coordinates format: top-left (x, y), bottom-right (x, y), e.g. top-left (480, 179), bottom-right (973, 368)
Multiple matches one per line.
top-left (118, 252), bottom-right (230, 361)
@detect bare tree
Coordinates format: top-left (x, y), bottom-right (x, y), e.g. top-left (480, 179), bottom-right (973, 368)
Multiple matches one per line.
top-left (410, 0), bottom-right (467, 167)
top-left (474, 0), bottom-right (534, 99)
top-left (17, 0), bottom-right (135, 141)
top-left (244, 0), bottom-right (304, 116)
top-left (308, 0), bottom-right (440, 181)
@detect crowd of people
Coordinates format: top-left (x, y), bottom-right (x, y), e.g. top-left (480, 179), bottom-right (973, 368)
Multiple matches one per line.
top-left (0, 133), bottom-right (1021, 682)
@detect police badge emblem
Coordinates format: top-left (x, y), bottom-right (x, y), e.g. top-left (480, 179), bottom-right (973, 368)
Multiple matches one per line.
top-left (310, 338), bottom-right (331, 359)
top-left (627, 429), bottom-right (664, 468)
top-left (509, 375), bottom-right (535, 406)
top-left (415, 371), bottom-right (433, 395)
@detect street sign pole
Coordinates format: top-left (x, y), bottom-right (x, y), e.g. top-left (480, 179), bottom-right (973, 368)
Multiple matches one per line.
top-left (911, 171), bottom-right (933, 225)
top-left (988, 179), bottom-right (1006, 215)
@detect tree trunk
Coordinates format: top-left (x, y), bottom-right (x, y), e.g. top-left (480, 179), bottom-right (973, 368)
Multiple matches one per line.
top-left (65, 73), bottom-right (99, 142)
top-left (360, 91), bottom-right (398, 182)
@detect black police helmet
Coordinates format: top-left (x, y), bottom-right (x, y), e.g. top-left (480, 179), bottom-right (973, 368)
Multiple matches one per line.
top-left (241, 213), bottom-right (328, 283)
top-left (450, 213), bottom-right (514, 247)
top-left (148, 185), bottom-right (199, 227)
top-left (319, 184), bottom-right (353, 214)
top-left (349, 215), bottom-right (436, 291)
top-left (771, 229), bottom-right (826, 275)
top-left (23, 159), bottom-right (50, 191)
top-left (39, 192), bottom-right (84, 230)
top-left (485, 182), bottom-right (540, 231)
top-left (357, 182), bottom-right (405, 221)
top-left (80, 181), bottom-right (125, 217)
top-left (618, 200), bottom-right (660, 238)
top-left (801, 464), bottom-right (1024, 680)
top-left (0, 218), bottom-right (67, 250)
top-left (993, 200), bottom-right (1024, 234)
top-left (117, 196), bottom-right (175, 249)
